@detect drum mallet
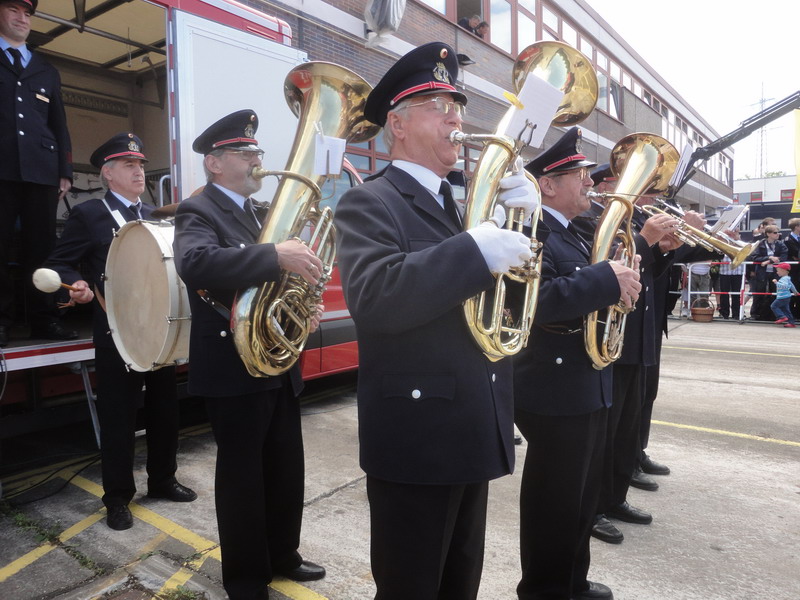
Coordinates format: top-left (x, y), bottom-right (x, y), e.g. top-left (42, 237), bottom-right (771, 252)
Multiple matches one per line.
top-left (32, 268), bottom-right (80, 293)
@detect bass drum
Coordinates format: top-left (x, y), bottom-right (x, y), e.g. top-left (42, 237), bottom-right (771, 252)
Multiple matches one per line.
top-left (105, 220), bottom-right (191, 371)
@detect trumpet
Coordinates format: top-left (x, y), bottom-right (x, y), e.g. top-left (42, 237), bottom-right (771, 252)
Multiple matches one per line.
top-left (640, 200), bottom-right (755, 268)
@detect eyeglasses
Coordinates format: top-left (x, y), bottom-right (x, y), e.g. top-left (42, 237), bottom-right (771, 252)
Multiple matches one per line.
top-left (404, 97), bottom-right (466, 118)
top-left (550, 167), bottom-right (589, 181)
top-left (767, 231), bottom-right (780, 234)
top-left (225, 149), bottom-right (265, 161)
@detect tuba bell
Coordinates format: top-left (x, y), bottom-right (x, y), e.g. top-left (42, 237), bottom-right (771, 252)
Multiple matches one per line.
top-left (231, 62), bottom-right (380, 377)
top-left (584, 133), bottom-right (679, 369)
top-left (452, 41), bottom-right (599, 361)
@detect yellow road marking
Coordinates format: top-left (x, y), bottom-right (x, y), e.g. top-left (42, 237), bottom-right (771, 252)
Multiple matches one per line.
top-left (0, 510), bottom-right (105, 583)
top-left (652, 420), bottom-right (800, 447)
top-left (663, 345), bottom-right (800, 359)
top-left (271, 579), bottom-right (329, 599)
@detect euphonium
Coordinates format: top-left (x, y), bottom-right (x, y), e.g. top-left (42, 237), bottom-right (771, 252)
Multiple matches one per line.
top-left (231, 62), bottom-right (379, 377)
top-left (584, 133), bottom-right (679, 369)
top-left (640, 201), bottom-right (756, 268)
top-left (454, 41), bottom-right (598, 361)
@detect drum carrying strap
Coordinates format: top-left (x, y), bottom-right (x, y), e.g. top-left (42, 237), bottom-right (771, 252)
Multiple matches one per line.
top-left (100, 197), bottom-right (129, 230)
top-left (196, 290), bottom-right (231, 322)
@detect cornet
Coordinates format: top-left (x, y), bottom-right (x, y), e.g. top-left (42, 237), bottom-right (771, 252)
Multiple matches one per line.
top-left (640, 200), bottom-right (755, 268)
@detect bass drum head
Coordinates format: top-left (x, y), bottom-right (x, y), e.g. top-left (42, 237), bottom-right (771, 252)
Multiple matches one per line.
top-left (105, 221), bottom-right (190, 371)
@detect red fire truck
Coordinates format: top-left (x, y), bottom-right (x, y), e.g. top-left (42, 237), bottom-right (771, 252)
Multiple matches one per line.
top-left (0, 0), bottom-right (360, 440)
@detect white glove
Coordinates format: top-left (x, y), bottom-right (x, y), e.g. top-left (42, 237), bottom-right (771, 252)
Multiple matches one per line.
top-left (497, 157), bottom-right (540, 221)
top-left (467, 218), bottom-right (532, 274)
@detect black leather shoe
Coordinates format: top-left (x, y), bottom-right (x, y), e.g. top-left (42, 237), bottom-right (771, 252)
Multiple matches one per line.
top-left (277, 560), bottom-right (326, 582)
top-left (29, 321), bottom-right (78, 341)
top-left (107, 505), bottom-right (133, 530)
top-left (147, 481), bottom-right (197, 502)
top-left (630, 467), bottom-right (659, 491)
top-left (641, 453), bottom-right (671, 475)
top-left (0, 325), bottom-right (9, 347)
top-left (591, 515), bottom-right (623, 544)
top-left (607, 501), bottom-right (652, 525)
top-left (573, 580), bottom-right (614, 599)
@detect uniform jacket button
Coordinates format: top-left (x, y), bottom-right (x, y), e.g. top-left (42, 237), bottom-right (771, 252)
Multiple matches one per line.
top-left (239, 243), bottom-right (245, 248)
top-left (411, 389), bottom-right (421, 400)
top-left (575, 266), bottom-right (581, 270)
top-left (19, 131), bottom-right (24, 135)
top-left (219, 330), bottom-right (227, 337)
top-left (555, 357), bottom-right (563, 365)
top-left (491, 373), bottom-right (496, 382)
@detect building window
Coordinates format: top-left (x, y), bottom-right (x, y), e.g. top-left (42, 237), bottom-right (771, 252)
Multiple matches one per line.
top-left (490, 0), bottom-right (513, 53)
top-left (419, 0), bottom-right (446, 14)
top-left (751, 191), bottom-right (762, 202)
top-left (561, 21), bottom-right (576, 46)
top-left (781, 189), bottom-right (795, 201)
top-left (541, 5), bottom-right (558, 32)
top-left (518, 11), bottom-right (537, 50)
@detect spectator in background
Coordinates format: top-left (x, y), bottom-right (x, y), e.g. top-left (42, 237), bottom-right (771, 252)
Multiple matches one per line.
top-left (718, 233), bottom-right (745, 320)
top-left (458, 14), bottom-right (480, 35)
top-left (770, 262), bottom-right (798, 327)
top-left (783, 217), bottom-right (800, 319)
top-left (475, 21), bottom-right (490, 39)
top-left (749, 225), bottom-right (788, 321)
top-left (688, 260), bottom-right (711, 303)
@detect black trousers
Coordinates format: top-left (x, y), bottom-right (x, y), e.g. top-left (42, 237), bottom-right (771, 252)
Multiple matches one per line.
top-left (515, 408), bottom-right (606, 600)
top-left (94, 346), bottom-right (179, 508)
top-left (601, 364), bottom-right (643, 511)
top-left (718, 274), bottom-right (742, 319)
top-left (205, 382), bottom-right (304, 600)
top-left (366, 475), bottom-right (489, 600)
top-left (0, 180), bottom-right (59, 327)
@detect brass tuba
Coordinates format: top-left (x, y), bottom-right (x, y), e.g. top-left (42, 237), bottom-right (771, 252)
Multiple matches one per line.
top-left (231, 62), bottom-right (379, 377)
top-left (584, 133), bottom-right (679, 369)
top-left (453, 41), bottom-right (598, 361)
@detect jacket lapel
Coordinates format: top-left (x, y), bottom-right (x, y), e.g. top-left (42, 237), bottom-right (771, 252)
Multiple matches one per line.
top-left (384, 166), bottom-right (460, 235)
top-left (543, 211), bottom-right (590, 259)
top-left (205, 184), bottom-right (260, 239)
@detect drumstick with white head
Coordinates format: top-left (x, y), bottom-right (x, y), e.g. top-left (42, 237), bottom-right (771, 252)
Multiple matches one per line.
top-left (32, 268), bottom-right (80, 293)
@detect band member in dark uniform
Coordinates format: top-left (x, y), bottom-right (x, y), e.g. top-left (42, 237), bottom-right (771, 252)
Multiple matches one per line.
top-left (571, 162), bottom-right (614, 244)
top-left (173, 110), bottom-right (326, 600)
top-left (45, 133), bottom-right (197, 531)
top-left (335, 42), bottom-right (537, 600)
top-left (514, 127), bottom-right (641, 600)
top-left (0, 0), bottom-right (76, 346)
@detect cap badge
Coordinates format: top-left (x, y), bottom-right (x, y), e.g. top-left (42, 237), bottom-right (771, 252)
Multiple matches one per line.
top-left (128, 140), bottom-right (140, 152)
top-left (575, 129), bottom-right (583, 153)
top-left (433, 62), bottom-right (450, 84)
top-left (244, 123), bottom-right (255, 138)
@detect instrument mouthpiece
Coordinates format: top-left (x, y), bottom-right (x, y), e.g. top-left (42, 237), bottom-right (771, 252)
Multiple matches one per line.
top-left (449, 130), bottom-right (467, 145)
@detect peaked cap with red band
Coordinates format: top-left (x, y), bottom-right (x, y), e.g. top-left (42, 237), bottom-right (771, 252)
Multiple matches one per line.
top-left (364, 42), bottom-right (467, 127)
top-left (590, 163), bottom-right (616, 187)
top-left (525, 127), bottom-right (597, 178)
top-left (5, 0), bottom-right (37, 13)
top-left (90, 133), bottom-right (148, 168)
top-left (192, 109), bottom-right (261, 155)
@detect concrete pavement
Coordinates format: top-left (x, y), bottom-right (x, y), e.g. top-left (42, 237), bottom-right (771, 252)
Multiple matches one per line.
top-left (1, 317), bottom-right (799, 599)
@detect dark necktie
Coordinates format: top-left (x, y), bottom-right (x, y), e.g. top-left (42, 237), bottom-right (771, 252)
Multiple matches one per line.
top-left (567, 222), bottom-right (589, 251)
top-left (439, 181), bottom-right (461, 228)
top-left (245, 197), bottom-right (263, 228)
top-left (7, 47), bottom-right (23, 76)
top-left (129, 202), bottom-right (142, 220)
